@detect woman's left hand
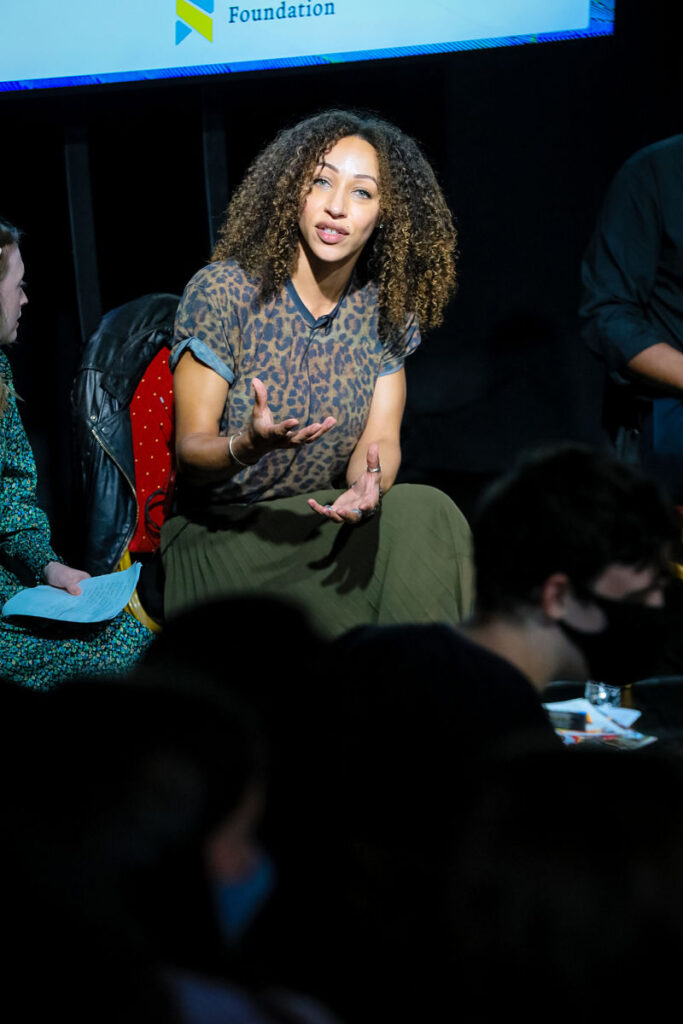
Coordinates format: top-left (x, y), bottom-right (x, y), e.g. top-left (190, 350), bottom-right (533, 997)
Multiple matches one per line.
top-left (308, 442), bottom-right (382, 524)
top-left (43, 561), bottom-right (91, 596)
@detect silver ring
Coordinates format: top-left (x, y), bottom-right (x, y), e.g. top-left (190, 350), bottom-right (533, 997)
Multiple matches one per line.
top-left (367, 465), bottom-right (382, 474)
top-left (351, 508), bottom-right (363, 519)
top-left (324, 504), bottom-right (333, 510)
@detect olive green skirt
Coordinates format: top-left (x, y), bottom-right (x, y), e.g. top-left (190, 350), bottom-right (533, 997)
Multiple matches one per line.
top-left (161, 484), bottom-right (473, 638)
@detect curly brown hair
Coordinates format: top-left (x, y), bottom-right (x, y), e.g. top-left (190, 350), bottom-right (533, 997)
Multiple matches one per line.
top-left (212, 110), bottom-right (457, 340)
top-left (0, 217), bottom-right (22, 417)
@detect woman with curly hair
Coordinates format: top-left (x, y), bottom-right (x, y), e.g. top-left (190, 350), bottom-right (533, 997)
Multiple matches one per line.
top-left (163, 110), bottom-right (473, 635)
top-left (0, 217), bottom-right (152, 688)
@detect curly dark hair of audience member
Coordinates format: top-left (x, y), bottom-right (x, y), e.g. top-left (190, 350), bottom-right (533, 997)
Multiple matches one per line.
top-left (0, 216), bottom-right (22, 417)
top-left (212, 109), bottom-right (457, 340)
top-left (472, 443), bottom-right (680, 616)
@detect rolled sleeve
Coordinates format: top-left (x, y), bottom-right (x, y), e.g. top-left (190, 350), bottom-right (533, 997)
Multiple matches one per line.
top-left (171, 266), bottom-right (238, 383)
top-left (169, 337), bottom-right (235, 384)
top-left (379, 315), bottom-right (421, 376)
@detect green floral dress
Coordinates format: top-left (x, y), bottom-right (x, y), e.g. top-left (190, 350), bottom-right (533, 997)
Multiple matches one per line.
top-left (0, 351), bottom-right (152, 689)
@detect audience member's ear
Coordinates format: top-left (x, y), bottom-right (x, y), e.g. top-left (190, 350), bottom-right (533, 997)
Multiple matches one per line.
top-left (539, 572), bottom-right (572, 620)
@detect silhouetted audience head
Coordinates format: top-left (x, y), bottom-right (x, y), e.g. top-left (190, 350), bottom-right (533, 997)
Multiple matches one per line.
top-left (450, 746), bottom-right (683, 1018)
top-left (242, 626), bottom-right (558, 1023)
top-left (146, 593), bottom-right (326, 695)
top-left (1, 672), bottom-right (267, 1019)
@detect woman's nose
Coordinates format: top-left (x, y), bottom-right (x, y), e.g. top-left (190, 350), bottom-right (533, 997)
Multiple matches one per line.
top-left (325, 186), bottom-right (347, 218)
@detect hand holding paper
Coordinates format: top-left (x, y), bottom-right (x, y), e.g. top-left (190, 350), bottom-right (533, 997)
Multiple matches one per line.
top-left (2, 563), bottom-right (142, 623)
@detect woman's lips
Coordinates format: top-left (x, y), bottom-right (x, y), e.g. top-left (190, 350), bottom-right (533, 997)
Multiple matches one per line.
top-left (316, 224), bottom-right (348, 244)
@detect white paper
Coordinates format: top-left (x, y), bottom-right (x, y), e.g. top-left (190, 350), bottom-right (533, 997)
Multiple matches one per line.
top-left (543, 697), bottom-right (640, 731)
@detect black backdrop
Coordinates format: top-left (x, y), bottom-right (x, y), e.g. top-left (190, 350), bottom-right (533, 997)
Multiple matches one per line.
top-left (0, 0), bottom-right (678, 562)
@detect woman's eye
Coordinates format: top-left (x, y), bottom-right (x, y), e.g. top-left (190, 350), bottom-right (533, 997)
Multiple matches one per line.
top-left (313, 176), bottom-right (331, 188)
top-left (353, 188), bottom-right (372, 199)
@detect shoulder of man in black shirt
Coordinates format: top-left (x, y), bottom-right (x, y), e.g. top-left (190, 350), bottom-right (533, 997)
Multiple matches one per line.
top-left (335, 622), bottom-right (558, 762)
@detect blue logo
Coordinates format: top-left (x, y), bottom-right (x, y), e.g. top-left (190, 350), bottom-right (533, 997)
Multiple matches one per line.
top-left (176, 0), bottom-right (214, 44)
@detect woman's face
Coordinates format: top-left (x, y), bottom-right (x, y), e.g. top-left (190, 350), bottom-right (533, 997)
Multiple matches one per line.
top-left (0, 245), bottom-right (27, 345)
top-left (298, 135), bottom-right (381, 273)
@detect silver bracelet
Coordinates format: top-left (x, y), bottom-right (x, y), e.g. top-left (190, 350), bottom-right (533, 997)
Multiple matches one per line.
top-left (229, 431), bottom-right (253, 468)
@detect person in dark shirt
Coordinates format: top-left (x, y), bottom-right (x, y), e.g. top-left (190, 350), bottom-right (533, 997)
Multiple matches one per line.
top-left (580, 135), bottom-right (683, 498)
top-left (343, 443), bottom-right (678, 734)
top-left (465, 443), bottom-right (676, 691)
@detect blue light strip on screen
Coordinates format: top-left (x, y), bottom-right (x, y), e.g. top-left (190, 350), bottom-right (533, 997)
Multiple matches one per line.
top-left (0, 0), bottom-right (614, 93)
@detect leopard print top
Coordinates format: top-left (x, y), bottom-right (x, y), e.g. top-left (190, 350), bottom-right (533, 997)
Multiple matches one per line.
top-left (170, 260), bottom-right (420, 505)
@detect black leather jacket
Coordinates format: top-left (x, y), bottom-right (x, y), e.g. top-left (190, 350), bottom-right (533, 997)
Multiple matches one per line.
top-left (71, 294), bottom-right (179, 576)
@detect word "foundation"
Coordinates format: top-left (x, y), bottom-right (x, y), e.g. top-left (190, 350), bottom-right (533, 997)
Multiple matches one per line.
top-left (229, 2), bottom-right (336, 22)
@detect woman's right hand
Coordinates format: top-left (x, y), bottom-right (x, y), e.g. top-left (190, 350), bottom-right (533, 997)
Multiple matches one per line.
top-left (174, 355), bottom-right (336, 482)
top-left (233, 377), bottom-right (336, 464)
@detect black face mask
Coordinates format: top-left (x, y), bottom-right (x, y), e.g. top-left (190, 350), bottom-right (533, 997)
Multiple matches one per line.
top-left (558, 594), bottom-right (676, 686)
